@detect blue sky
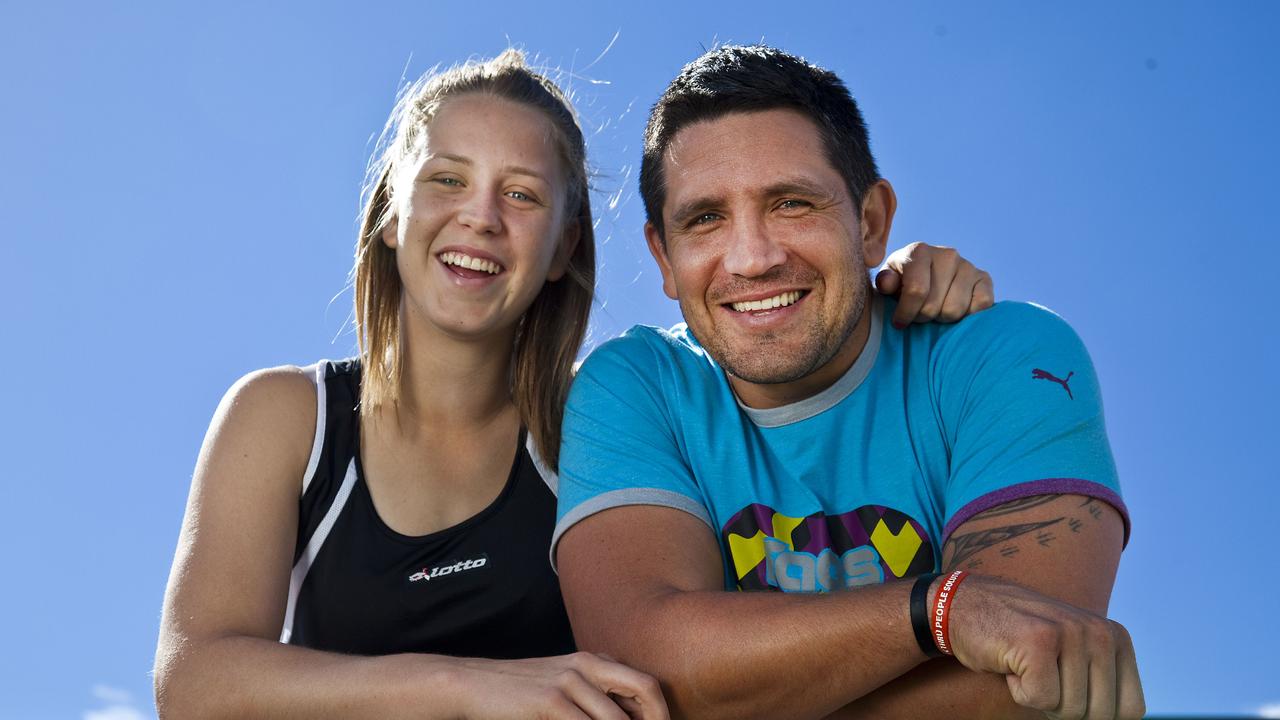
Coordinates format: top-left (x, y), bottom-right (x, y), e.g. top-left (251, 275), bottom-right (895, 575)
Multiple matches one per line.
top-left (2, 1), bottom-right (1276, 717)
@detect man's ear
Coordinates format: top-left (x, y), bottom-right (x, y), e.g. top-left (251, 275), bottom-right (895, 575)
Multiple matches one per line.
top-left (859, 179), bottom-right (897, 269)
top-left (644, 222), bottom-right (679, 300)
top-left (546, 216), bottom-right (581, 282)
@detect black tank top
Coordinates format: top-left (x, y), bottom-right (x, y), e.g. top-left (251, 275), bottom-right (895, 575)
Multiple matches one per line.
top-left (278, 359), bottom-right (575, 658)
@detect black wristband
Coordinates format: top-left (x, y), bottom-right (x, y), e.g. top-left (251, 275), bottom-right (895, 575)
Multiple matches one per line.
top-left (910, 573), bottom-right (944, 659)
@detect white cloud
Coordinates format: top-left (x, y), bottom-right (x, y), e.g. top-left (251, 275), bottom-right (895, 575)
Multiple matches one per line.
top-left (84, 707), bottom-right (147, 720)
top-left (1258, 703), bottom-right (1280, 719)
top-left (85, 684), bottom-right (151, 720)
top-left (91, 685), bottom-right (133, 704)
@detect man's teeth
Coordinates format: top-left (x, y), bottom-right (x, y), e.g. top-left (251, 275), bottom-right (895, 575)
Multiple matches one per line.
top-left (440, 251), bottom-right (501, 275)
top-left (730, 291), bottom-right (803, 313)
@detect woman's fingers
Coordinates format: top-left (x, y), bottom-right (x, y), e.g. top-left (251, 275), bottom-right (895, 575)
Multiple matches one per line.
top-left (560, 668), bottom-right (630, 720)
top-left (575, 653), bottom-right (670, 720)
top-left (967, 271), bottom-right (995, 316)
top-left (880, 243), bottom-right (995, 326)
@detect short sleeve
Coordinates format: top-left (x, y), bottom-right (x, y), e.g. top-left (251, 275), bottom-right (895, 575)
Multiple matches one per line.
top-left (552, 329), bottom-right (712, 568)
top-left (934, 303), bottom-right (1129, 544)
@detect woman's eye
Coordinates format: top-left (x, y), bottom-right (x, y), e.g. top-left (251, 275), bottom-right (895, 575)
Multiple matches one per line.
top-left (433, 177), bottom-right (462, 187)
top-left (506, 190), bottom-right (535, 203)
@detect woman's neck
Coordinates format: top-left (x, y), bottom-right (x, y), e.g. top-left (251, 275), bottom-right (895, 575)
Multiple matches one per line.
top-left (387, 305), bottom-right (519, 433)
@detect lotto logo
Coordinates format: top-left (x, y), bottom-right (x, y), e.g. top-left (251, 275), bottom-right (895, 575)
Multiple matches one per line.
top-left (408, 556), bottom-right (489, 583)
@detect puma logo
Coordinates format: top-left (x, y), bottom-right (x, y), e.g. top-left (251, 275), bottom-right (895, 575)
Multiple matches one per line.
top-left (1031, 368), bottom-right (1074, 399)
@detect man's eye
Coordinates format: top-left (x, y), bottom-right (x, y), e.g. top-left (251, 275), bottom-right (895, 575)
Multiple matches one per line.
top-left (778, 199), bottom-right (810, 211)
top-left (692, 213), bottom-right (721, 225)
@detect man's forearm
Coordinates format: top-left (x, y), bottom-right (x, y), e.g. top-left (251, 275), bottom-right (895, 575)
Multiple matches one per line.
top-left (826, 493), bottom-right (1132, 719)
top-left (570, 581), bottom-right (929, 720)
top-left (829, 660), bottom-right (1042, 720)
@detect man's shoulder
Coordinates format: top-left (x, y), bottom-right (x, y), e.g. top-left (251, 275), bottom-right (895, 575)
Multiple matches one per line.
top-left (955, 299), bottom-right (1073, 332)
top-left (578, 322), bottom-right (715, 376)
top-left (930, 300), bottom-right (1086, 357)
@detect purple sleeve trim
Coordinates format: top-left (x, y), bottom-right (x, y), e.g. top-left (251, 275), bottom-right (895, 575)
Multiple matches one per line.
top-left (942, 479), bottom-right (1131, 547)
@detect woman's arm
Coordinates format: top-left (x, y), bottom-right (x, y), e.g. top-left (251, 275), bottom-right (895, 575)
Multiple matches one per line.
top-left (874, 242), bottom-right (995, 327)
top-left (154, 367), bottom-right (667, 719)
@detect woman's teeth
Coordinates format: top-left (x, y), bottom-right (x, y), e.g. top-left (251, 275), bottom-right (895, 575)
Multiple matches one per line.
top-left (440, 251), bottom-right (502, 275)
top-left (730, 290), bottom-right (803, 313)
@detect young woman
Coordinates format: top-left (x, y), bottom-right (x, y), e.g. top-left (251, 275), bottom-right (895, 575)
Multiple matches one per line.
top-left (154, 51), bottom-right (993, 719)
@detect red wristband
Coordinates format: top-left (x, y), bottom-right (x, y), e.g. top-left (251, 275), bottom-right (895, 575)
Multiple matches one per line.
top-left (931, 570), bottom-right (970, 656)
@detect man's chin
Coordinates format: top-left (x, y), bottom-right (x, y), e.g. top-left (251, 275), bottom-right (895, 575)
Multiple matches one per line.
top-left (687, 323), bottom-right (807, 381)
top-left (718, 347), bottom-right (823, 386)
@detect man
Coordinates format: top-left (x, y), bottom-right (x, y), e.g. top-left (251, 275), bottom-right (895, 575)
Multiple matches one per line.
top-left (554, 45), bottom-right (1143, 720)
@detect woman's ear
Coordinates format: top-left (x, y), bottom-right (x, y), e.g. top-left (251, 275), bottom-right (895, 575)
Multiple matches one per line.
top-left (381, 205), bottom-right (399, 250)
top-left (546, 216), bottom-right (581, 282)
top-left (380, 176), bottom-right (400, 250)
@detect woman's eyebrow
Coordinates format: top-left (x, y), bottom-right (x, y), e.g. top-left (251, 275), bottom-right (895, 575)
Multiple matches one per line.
top-left (429, 153), bottom-right (549, 184)
top-left (502, 165), bottom-right (551, 184)
top-left (432, 152), bottom-right (471, 165)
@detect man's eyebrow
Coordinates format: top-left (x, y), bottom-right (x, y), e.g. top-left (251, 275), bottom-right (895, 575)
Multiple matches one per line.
top-left (763, 178), bottom-right (841, 202)
top-left (667, 178), bottom-right (841, 223)
top-left (430, 153), bottom-right (550, 185)
top-left (668, 195), bottom-right (726, 225)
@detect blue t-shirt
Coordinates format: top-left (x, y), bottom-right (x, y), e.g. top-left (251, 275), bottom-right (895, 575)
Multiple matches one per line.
top-left (554, 297), bottom-right (1128, 592)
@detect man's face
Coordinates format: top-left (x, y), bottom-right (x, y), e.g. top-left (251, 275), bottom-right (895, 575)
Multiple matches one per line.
top-left (645, 108), bottom-right (888, 405)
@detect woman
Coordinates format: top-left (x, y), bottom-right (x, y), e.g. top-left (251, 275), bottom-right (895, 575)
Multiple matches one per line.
top-left (154, 50), bottom-right (992, 719)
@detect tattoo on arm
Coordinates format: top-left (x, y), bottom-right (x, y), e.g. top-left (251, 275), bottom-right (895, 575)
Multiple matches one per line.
top-left (944, 518), bottom-right (1064, 568)
top-left (970, 494), bottom-right (1063, 520)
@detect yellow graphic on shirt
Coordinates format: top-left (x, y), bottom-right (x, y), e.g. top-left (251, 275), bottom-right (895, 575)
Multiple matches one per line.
top-left (770, 513), bottom-right (805, 551)
top-left (727, 512), bottom-right (805, 581)
top-left (720, 503), bottom-right (937, 591)
top-left (870, 518), bottom-right (924, 578)
top-left (728, 530), bottom-right (769, 581)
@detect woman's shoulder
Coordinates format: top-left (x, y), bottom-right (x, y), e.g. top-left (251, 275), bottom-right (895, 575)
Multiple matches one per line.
top-left (207, 364), bottom-right (322, 471)
top-left (227, 364), bottom-right (319, 412)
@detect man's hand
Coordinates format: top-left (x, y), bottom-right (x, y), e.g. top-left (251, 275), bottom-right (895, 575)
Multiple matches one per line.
top-left (943, 575), bottom-right (1144, 720)
top-left (874, 242), bottom-right (994, 327)
top-left (933, 493), bottom-right (1145, 720)
top-left (834, 494), bottom-right (1143, 720)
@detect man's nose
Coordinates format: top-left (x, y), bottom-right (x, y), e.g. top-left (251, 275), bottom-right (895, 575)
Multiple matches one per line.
top-left (721, 216), bottom-right (786, 277)
top-left (456, 190), bottom-right (502, 235)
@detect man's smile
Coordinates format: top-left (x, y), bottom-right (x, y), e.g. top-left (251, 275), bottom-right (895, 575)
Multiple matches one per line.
top-left (726, 289), bottom-right (807, 313)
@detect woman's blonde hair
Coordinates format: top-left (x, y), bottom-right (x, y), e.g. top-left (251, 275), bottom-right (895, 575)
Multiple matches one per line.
top-left (354, 50), bottom-right (595, 471)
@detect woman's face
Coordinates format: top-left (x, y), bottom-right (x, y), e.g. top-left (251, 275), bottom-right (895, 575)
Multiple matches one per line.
top-left (382, 93), bottom-right (576, 343)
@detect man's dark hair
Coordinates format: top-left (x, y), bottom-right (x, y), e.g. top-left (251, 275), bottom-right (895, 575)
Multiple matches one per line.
top-left (640, 45), bottom-right (880, 239)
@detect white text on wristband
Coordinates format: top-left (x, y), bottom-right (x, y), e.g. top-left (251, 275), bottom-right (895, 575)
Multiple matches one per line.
top-left (932, 569), bottom-right (968, 655)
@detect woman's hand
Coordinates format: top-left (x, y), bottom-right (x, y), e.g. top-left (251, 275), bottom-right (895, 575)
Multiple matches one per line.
top-left (874, 242), bottom-right (995, 328)
top-left (447, 652), bottom-right (670, 719)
